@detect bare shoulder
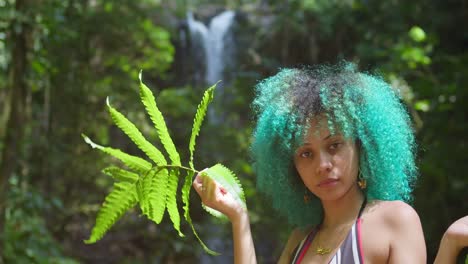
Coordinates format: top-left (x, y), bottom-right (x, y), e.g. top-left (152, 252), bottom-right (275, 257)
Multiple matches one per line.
top-left (360, 200), bottom-right (426, 263)
top-left (374, 200), bottom-right (421, 228)
top-left (277, 227), bottom-right (311, 264)
top-left (362, 201), bottom-right (423, 242)
top-left (291, 227), bottom-right (310, 238)
top-left (286, 227), bottom-right (311, 249)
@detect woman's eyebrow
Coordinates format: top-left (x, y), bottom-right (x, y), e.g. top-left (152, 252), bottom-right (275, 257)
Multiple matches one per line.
top-left (322, 133), bottom-right (342, 140)
top-left (301, 134), bottom-right (336, 144)
top-left (300, 133), bottom-right (342, 145)
top-left (322, 133), bottom-right (332, 140)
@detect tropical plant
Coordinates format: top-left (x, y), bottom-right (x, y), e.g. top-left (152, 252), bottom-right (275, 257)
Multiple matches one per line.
top-left (82, 72), bottom-right (246, 255)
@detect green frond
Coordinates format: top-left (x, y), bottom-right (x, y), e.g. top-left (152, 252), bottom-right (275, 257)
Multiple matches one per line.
top-left (136, 171), bottom-right (150, 215)
top-left (107, 98), bottom-right (167, 166)
top-left (83, 76), bottom-right (241, 256)
top-left (202, 164), bottom-right (246, 218)
top-left (102, 166), bottom-right (138, 183)
top-left (136, 178), bottom-right (145, 205)
top-left (189, 83), bottom-right (217, 169)
top-left (135, 175), bottom-right (149, 215)
top-left (146, 168), bottom-right (170, 224)
top-left (139, 72), bottom-right (181, 166)
top-left (82, 134), bottom-right (152, 174)
top-left (182, 172), bottom-right (219, 255)
top-left (165, 169), bottom-right (183, 237)
top-left (84, 181), bottom-right (137, 244)
top-left (181, 172), bottom-right (192, 223)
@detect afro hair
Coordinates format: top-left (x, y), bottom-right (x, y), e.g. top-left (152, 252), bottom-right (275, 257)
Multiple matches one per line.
top-left (251, 62), bottom-right (418, 227)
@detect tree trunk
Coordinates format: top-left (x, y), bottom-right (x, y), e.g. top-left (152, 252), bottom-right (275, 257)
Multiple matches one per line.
top-left (0, 0), bottom-right (29, 259)
top-left (0, 86), bottom-right (11, 143)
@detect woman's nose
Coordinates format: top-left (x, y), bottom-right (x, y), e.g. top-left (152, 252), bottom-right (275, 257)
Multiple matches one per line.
top-left (317, 151), bottom-right (332, 175)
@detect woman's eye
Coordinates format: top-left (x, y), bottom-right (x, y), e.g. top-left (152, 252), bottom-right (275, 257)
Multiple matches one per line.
top-left (300, 151), bottom-right (312, 158)
top-left (329, 142), bottom-right (342, 150)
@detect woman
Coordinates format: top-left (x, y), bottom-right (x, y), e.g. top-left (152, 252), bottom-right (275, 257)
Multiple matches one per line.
top-left (193, 63), bottom-right (464, 263)
top-left (434, 215), bottom-right (468, 264)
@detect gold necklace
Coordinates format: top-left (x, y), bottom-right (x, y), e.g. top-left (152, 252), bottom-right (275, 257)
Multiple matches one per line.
top-left (315, 244), bottom-right (332, 255)
top-left (314, 196), bottom-right (368, 255)
top-left (314, 222), bottom-right (354, 256)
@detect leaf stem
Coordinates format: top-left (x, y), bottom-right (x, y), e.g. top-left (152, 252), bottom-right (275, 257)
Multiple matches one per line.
top-left (151, 165), bottom-right (199, 176)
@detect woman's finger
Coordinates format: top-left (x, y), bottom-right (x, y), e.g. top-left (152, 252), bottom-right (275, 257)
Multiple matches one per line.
top-left (202, 175), bottom-right (216, 199)
top-left (193, 173), bottom-right (205, 196)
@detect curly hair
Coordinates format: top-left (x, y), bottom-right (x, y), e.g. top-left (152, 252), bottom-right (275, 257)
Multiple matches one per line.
top-left (250, 62), bottom-right (418, 227)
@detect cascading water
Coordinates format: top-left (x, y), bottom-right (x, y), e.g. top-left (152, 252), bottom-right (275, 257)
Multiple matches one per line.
top-left (186, 12), bottom-right (237, 261)
top-left (204, 11), bottom-right (235, 85)
top-left (187, 10), bottom-right (236, 86)
top-left (187, 10), bottom-right (236, 125)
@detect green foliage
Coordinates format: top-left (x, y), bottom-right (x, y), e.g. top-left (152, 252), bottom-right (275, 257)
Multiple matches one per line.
top-left (147, 169), bottom-right (169, 223)
top-left (83, 76), bottom-right (246, 255)
top-left (165, 169), bottom-right (183, 236)
top-left (183, 84), bottom-right (218, 255)
top-left (201, 164), bottom-right (246, 218)
top-left (409, 26), bottom-right (426, 42)
top-left (102, 166), bottom-right (139, 183)
top-left (189, 83), bottom-right (216, 170)
top-left (83, 135), bottom-right (152, 174)
top-left (107, 96), bottom-right (167, 165)
top-left (2, 0), bottom-right (466, 262)
top-left (84, 181), bottom-right (138, 244)
top-left (3, 176), bottom-right (79, 264)
top-left (139, 72), bottom-right (179, 166)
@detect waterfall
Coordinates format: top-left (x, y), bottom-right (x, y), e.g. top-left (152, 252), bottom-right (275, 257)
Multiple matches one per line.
top-left (204, 11), bottom-right (235, 85)
top-left (187, 10), bottom-right (236, 86)
top-left (186, 14), bottom-right (237, 261)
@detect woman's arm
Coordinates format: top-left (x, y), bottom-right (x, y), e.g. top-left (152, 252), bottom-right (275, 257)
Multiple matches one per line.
top-left (231, 208), bottom-right (256, 264)
top-left (385, 201), bottom-right (426, 263)
top-left (193, 172), bottom-right (257, 264)
top-left (434, 215), bottom-right (468, 264)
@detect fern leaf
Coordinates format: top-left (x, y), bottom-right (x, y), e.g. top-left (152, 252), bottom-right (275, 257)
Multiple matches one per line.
top-left (85, 181), bottom-right (137, 244)
top-left (136, 177), bottom-right (145, 205)
top-left (181, 172), bottom-right (192, 224)
top-left (138, 169), bottom-right (160, 216)
top-left (107, 98), bottom-right (167, 166)
top-left (181, 172), bottom-right (219, 255)
top-left (146, 168), bottom-right (170, 224)
top-left (202, 164), bottom-right (246, 218)
top-left (165, 169), bottom-right (183, 237)
top-left (102, 166), bottom-right (138, 183)
top-left (82, 134), bottom-right (152, 174)
top-left (135, 175), bottom-right (146, 213)
top-left (139, 72), bottom-right (181, 166)
top-left (188, 83), bottom-right (217, 169)
top-left (143, 170), bottom-right (156, 215)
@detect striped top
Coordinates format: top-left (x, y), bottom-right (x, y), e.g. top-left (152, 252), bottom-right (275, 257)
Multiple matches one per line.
top-left (291, 218), bottom-right (364, 264)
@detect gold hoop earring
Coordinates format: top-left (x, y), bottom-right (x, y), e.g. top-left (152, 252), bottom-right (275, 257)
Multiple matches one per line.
top-left (358, 171), bottom-right (367, 189)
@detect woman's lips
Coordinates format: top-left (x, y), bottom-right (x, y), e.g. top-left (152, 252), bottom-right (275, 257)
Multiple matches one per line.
top-left (317, 178), bottom-right (339, 187)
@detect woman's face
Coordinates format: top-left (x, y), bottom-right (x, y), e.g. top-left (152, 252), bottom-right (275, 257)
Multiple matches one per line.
top-left (293, 117), bottom-right (360, 201)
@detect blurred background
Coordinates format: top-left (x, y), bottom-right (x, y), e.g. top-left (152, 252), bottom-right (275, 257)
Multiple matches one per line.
top-left (0, 0), bottom-right (467, 263)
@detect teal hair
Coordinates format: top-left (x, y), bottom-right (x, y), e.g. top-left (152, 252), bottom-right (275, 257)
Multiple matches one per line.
top-left (251, 62), bottom-right (417, 227)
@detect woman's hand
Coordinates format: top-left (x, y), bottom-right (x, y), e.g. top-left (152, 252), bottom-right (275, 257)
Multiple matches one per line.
top-left (434, 215), bottom-right (468, 264)
top-left (192, 170), bottom-right (246, 222)
top-left (193, 170), bottom-right (257, 264)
